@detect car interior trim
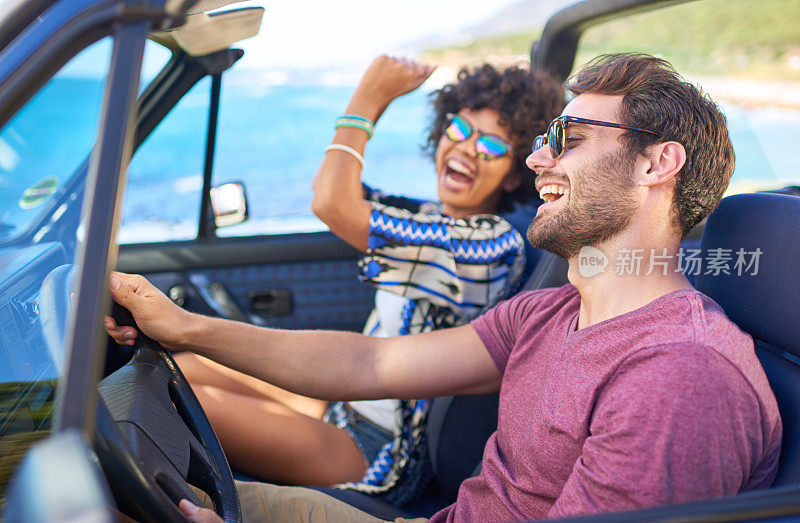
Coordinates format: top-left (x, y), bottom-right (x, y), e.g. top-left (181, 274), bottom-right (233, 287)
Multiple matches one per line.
top-left (118, 231), bottom-right (360, 273)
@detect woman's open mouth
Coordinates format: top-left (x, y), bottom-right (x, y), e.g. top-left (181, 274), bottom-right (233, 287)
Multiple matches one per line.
top-left (442, 158), bottom-right (475, 191)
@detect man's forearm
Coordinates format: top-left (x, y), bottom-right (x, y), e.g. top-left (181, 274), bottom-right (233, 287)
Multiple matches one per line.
top-left (106, 272), bottom-right (500, 401)
top-left (180, 314), bottom-right (385, 401)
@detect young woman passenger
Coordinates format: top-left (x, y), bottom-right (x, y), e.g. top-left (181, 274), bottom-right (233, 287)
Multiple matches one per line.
top-left (174, 56), bottom-right (564, 499)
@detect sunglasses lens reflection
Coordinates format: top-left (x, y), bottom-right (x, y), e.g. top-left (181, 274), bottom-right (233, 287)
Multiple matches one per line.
top-left (532, 135), bottom-right (545, 154)
top-left (549, 120), bottom-right (564, 158)
top-left (445, 116), bottom-right (471, 142)
top-left (477, 135), bottom-right (508, 159)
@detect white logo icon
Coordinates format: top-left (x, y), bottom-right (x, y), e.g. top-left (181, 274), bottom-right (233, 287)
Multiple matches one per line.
top-left (578, 246), bottom-right (608, 278)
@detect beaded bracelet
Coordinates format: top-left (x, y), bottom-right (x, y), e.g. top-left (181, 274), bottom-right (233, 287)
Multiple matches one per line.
top-left (324, 144), bottom-right (365, 168)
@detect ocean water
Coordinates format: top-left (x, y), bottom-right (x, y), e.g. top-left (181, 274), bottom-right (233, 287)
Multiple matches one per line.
top-left (120, 79), bottom-right (439, 242)
top-left (1, 77), bottom-right (798, 244)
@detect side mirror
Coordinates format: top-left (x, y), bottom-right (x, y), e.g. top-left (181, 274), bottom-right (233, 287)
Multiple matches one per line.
top-left (2, 430), bottom-right (116, 522)
top-left (210, 181), bottom-right (249, 228)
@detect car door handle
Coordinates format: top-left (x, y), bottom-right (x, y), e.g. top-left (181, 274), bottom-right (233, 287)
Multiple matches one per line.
top-left (187, 274), bottom-right (248, 322)
top-left (249, 290), bottom-right (293, 316)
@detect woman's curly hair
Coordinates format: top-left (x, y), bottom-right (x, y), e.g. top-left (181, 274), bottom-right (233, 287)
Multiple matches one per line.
top-left (425, 64), bottom-right (565, 213)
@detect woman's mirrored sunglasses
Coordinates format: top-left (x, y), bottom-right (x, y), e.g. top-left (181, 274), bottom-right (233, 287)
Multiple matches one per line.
top-left (532, 115), bottom-right (659, 159)
top-left (444, 113), bottom-right (513, 161)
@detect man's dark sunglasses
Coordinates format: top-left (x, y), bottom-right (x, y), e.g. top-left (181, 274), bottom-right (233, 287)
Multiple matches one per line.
top-left (532, 115), bottom-right (659, 159)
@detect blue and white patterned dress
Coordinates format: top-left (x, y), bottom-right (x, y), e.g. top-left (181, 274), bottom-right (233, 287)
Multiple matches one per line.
top-left (328, 189), bottom-right (526, 505)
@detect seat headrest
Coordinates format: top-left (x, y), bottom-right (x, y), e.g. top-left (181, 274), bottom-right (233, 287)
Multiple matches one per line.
top-left (501, 202), bottom-right (544, 278)
top-left (695, 193), bottom-right (800, 356)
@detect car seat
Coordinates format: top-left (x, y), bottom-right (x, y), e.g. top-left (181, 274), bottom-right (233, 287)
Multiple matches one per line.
top-left (694, 192), bottom-right (800, 486)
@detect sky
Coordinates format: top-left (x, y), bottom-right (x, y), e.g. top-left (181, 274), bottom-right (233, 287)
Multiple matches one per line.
top-left (228, 0), bottom-right (522, 71)
top-left (64, 0), bottom-right (525, 81)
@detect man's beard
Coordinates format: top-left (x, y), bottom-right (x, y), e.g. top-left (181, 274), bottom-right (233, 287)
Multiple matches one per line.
top-left (527, 150), bottom-right (639, 259)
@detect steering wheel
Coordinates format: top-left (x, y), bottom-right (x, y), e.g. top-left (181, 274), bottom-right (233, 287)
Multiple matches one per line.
top-left (39, 264), bottom-right (241, 522)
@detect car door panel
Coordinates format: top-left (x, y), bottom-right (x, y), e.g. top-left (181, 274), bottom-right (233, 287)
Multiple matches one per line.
top-left (117, 231), bottom-right (375, 332)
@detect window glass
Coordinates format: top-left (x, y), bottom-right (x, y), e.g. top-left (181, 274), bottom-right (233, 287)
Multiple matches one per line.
top-left (0, 37), bottom-right (111, 501)
top-left (118, 76), bottom-right (211, 243)
top-left (140, 38), bottom-right (173, 92)
top-left (575, 0), bottom-right (800, 193)
top-left (0, 40), bottom-right (112, 243)
top-left (212, 77), bottom-right (436, 238)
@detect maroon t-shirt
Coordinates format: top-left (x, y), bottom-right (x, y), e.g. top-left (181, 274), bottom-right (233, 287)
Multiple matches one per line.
top-left (431, 284), bottom-right (781, 522)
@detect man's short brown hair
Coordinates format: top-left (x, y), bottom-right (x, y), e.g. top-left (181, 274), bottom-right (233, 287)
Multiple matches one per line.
top-left (565, 53), bottom-right (735, 236)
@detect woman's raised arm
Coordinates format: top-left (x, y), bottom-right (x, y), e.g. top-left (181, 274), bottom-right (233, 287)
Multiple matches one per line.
top-left (311, 56), bottom-right (434, 252)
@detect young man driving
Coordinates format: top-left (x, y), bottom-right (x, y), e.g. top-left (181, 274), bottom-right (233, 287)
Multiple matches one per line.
top-left (106, 54), bottom-right (781, 522)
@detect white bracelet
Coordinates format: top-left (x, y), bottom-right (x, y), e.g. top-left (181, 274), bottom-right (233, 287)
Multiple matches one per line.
top-left (324, 144), bottom-right (365, 169)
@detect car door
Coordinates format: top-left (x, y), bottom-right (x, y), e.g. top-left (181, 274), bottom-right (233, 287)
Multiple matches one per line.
top-left (116, 42), bottom-right (378, 333)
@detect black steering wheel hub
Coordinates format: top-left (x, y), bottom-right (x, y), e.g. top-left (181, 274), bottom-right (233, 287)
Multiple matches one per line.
top-left (94, 303), bottom-right (241, 522)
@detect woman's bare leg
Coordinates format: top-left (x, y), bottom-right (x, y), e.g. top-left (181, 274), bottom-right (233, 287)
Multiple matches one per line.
top-left (174, 352), bottom-right (327, 419)
top-left (193, 384), bottom-right (366, 485)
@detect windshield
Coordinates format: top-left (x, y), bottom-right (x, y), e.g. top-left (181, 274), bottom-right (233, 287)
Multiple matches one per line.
top-left (0, 38), bottom-right (171, 245)
top-left (0, 41), bottom-right (110, 243)
top-left (0, 37), bottom-right (112, 501)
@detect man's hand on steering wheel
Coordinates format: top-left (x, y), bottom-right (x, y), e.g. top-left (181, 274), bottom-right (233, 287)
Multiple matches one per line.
top-left (104, 271), bottom-right (190, 349)
top-left (100, 271), bottom-right (242, 522)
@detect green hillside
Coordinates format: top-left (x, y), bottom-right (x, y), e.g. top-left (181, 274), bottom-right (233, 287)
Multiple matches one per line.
top-left (423, 0), bottom-right (800, 80)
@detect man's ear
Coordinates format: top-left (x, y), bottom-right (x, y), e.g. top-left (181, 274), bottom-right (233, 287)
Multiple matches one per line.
top-left (639, 141), bottom-right (686, 187)
top-left (502, 170), bottom-right (523, 193)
